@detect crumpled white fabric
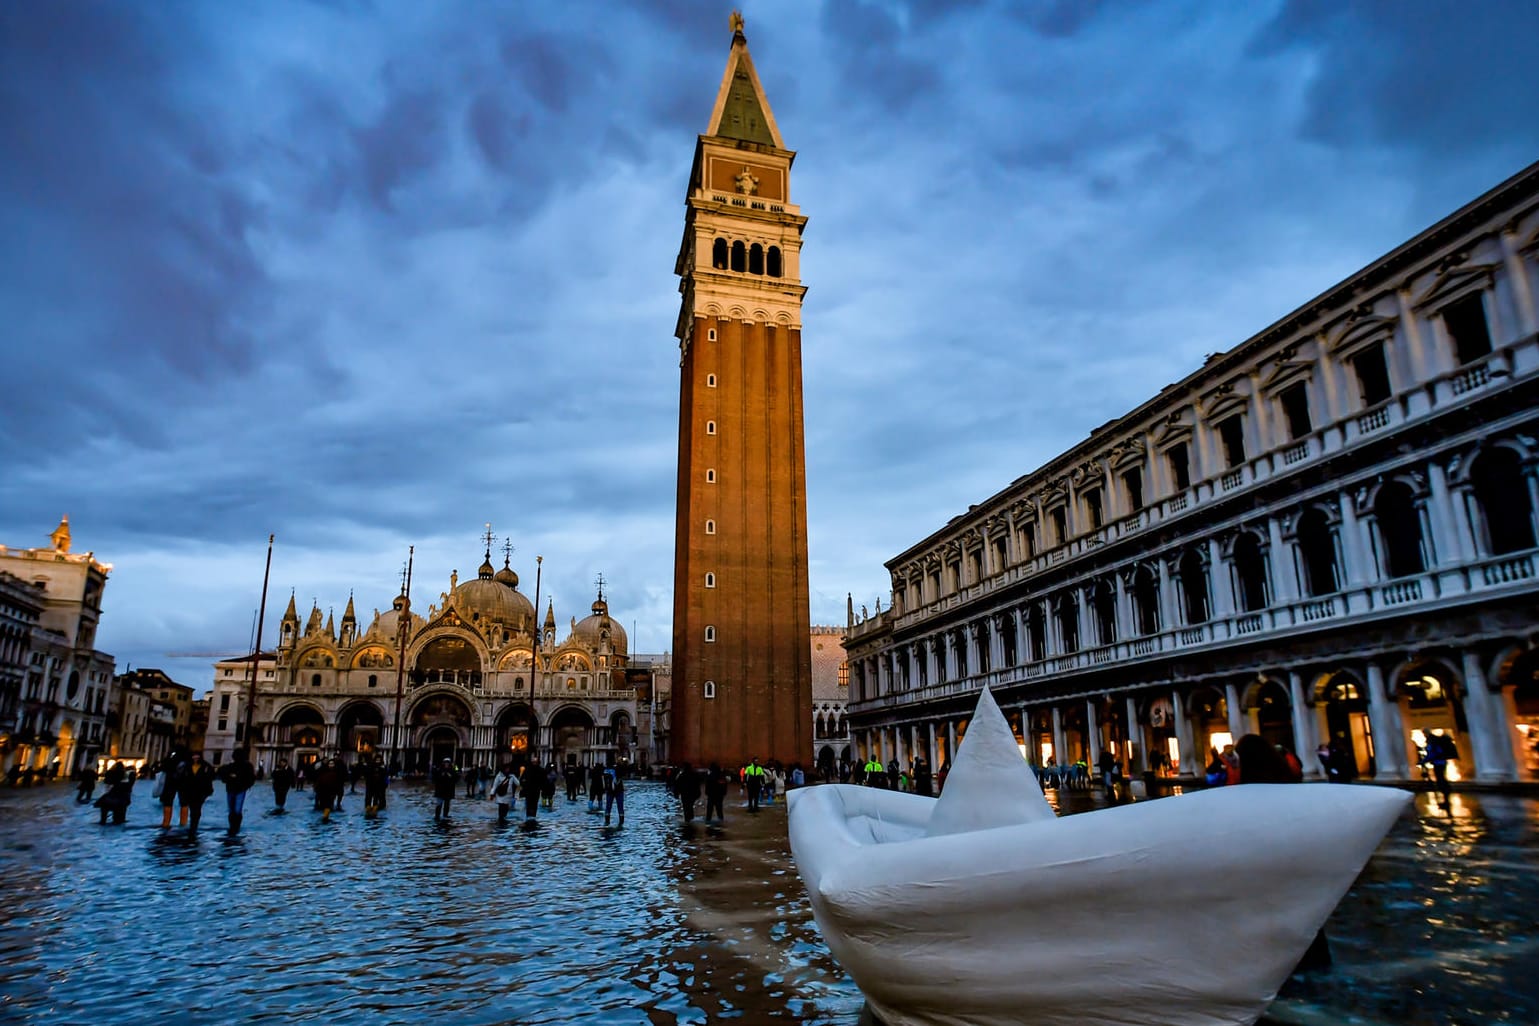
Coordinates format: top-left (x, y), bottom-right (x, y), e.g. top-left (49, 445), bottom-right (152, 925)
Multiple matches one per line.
top-left (788, 686), bottom-right (1410, 1026)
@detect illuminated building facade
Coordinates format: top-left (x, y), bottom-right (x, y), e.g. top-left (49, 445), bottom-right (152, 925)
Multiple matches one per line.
top-left (846, 161), bottom-right (1539, 786)
top-left (221, 542), bottom-right (646, 775)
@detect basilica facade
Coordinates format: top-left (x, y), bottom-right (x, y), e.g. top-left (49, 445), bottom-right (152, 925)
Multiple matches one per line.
top-left (212, 546), bottom-right (646, 776)
top-left (846, 160), bottom-right (1539, 787)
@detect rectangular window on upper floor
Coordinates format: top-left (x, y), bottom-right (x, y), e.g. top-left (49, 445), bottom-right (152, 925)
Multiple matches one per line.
top-left (1123, 468), bottom-right (1144, 512)
top-left (1217, 416), bottom-right (1246, 469)
top-left (1352, 343), bottom-right (1393, 406)
top-left (1280, 383), bottom-right (1312, 440)
top-left (1083, 488), bottom-right (1103, 530)
top-left (1050, 507), bottom-right (1068, 545)
top-left (967, 551), bottom-right (982, 583)
top-left (992, 537), bottom-right (1007, 572)
top-left (1442, 292), bottom-right (1492, 365)
top-left (1021, 523), bottom-right (1037, 560)
top-left (1167, 443), bottom-right (1192, 491)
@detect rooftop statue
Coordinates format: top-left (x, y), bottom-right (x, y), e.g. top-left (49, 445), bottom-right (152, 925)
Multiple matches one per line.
top-left (787, 686), bottom-right (1410, 1026)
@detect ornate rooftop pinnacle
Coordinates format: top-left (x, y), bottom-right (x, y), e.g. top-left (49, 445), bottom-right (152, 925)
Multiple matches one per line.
top-left (50, 515), bottom-right (71, 553)
top-left (730, 10), bottom-right (744, 38)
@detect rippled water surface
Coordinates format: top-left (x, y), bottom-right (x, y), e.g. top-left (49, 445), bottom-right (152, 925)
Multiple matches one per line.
top-left (1, 781), bottom-right (1534, 1025)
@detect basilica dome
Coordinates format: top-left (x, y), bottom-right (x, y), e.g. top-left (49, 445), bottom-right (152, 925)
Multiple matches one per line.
top-left (373, 595), bottom-right (421, 639)
top-left (453, 558), bottom-right (535, 627)
top-left (573, 595), bottom-right (627, 655)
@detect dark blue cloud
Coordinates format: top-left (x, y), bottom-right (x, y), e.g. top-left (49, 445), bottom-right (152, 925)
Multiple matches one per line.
top-left (2, 0), bottom-right (1536, 688)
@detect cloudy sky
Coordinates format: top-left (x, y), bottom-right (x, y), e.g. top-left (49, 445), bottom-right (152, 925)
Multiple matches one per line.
top-left (3, 1), bottom-right (1537, 690)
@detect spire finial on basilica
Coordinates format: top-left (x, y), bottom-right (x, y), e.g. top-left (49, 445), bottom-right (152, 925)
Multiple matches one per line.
top-left (730, 10), bottom-right (745, 38)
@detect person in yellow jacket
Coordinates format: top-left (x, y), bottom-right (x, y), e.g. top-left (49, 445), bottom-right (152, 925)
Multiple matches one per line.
top-left (862, 756), bottom-right (886, 789)
top-left (743, 758), bottom-right (766, 811)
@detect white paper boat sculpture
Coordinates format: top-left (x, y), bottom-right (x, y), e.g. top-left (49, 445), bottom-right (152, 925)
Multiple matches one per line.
top-left (787, 687), bottom-right (1410, 1026)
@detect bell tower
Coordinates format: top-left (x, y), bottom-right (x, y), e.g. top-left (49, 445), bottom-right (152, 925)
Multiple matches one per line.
top-left (671, 14), bottom-right (812, 769)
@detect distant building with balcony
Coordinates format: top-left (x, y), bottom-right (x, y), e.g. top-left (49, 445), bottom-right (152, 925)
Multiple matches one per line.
top-left (845, 160), bottom-right (1539, 788)
top-left (0, 571), bottom-right (45, 771)
top-left (0, 517), bottom-right (117, 778)
top-left (230, 541), bottom-right (649, 776)
top-left (811, 624), bottom-right (852, 777)
top-left (120, 668), bottom-right (196, 752)
top-left (106, 682), bottom-right (153, 772)
top-left (204, 652), bottom-right (278, 766)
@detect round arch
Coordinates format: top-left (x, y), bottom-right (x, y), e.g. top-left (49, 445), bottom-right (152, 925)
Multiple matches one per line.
top-left (549, 705), bottom-right (596, 767)
top-left (1392, 657), bottom-right (1468, 774)
top-left (337, 700), bottom-right (385, 760)
top-left (412, 632), bottom-right (485, 688)
top-left (1241, 677), bottom-right (1294, 751)
top-left (275, 703), bottom-right (327, 767)
top-left (1313, 669), bottom-right (1373, 780)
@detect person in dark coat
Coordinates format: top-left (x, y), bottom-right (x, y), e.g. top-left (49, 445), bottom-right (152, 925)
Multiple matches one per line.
top-left (588, 764), bottom-right (606, 813)
top-left (363, 757), bottom-right (389, 815)
top-left (675, 762), bottom-right (702, 822)
top-left (705, 763), bottom-right (728, 824)
top-left (565, 763), bottom-right (582, 802)
top-left (217, 748), bottom-right (256, 834)
top-left (76, 764), bottom-right (99, 804)
top-left (94, 761), bottom-right (132, 825)
top-left (270, 759), bottom-right (295, 810)
top-left (431, 759), bottom-right (459, 822)
top-left (603, 767), bottom-right (625, 827)
top-left (180, 753), bottom-right (217, 832)
top-left (311, 758), bottom-right (343, 822)
top-left (541, 763), bottom-right (558, 810)
top-left (520, 763), bottom-right (541, 822)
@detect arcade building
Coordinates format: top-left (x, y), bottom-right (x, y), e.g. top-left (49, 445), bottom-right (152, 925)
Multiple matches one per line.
top-left (846, 160), bottom-right (1539, 787)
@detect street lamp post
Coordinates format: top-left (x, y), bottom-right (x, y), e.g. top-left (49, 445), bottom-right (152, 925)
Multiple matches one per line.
top-left (242, 534), bottom-right (275, 761)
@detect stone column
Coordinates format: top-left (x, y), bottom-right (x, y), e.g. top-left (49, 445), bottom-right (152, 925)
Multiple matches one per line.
top-left (1171, 689), bottom-right (1197, 776)
top-left (1051, 705), bottom-right (1067, 769)
top-left (1040, 599), bottom-right (1058, 657)
top-left (1158, 560), bottom-right (1179, 636)
top-left (1461, 649), bottom-right (1516, 782)
top-left (1338, 491), bottom-right (1372, 587)
top-left (1207, 538), bottom-right (1235, 620)
top-left (1267, 517), bottom-right (1299, 603)
top-left (1287, 670), bottom-right (1320, 778)
top-left (927, 721), bottom-right (939, 770)
top-left (1364, 661), bottom-right (1407, 780)
top-left (1085, 698), bottom-right (1101, 767)
top-left (1425, 461), bottom-right (1462, 567)
top-left (1114, 573), bottom-right (1133, 641)
top-left (946, 720), bottom-right (958, 769)
top-left (1125, 695), bottom-right (1143, 773)
top-left (1224, 682), bottom-right (1245, 741)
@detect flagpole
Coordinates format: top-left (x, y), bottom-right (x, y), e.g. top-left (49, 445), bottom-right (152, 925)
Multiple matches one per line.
top-left (241, 535), bottom-right (275, 760)
top-left (388, 546), bottom-right (414, 772)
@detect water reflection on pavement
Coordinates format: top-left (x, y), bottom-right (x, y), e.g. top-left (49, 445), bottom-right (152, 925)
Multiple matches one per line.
top-left (0, 780), bottom-right (1534, 1025)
